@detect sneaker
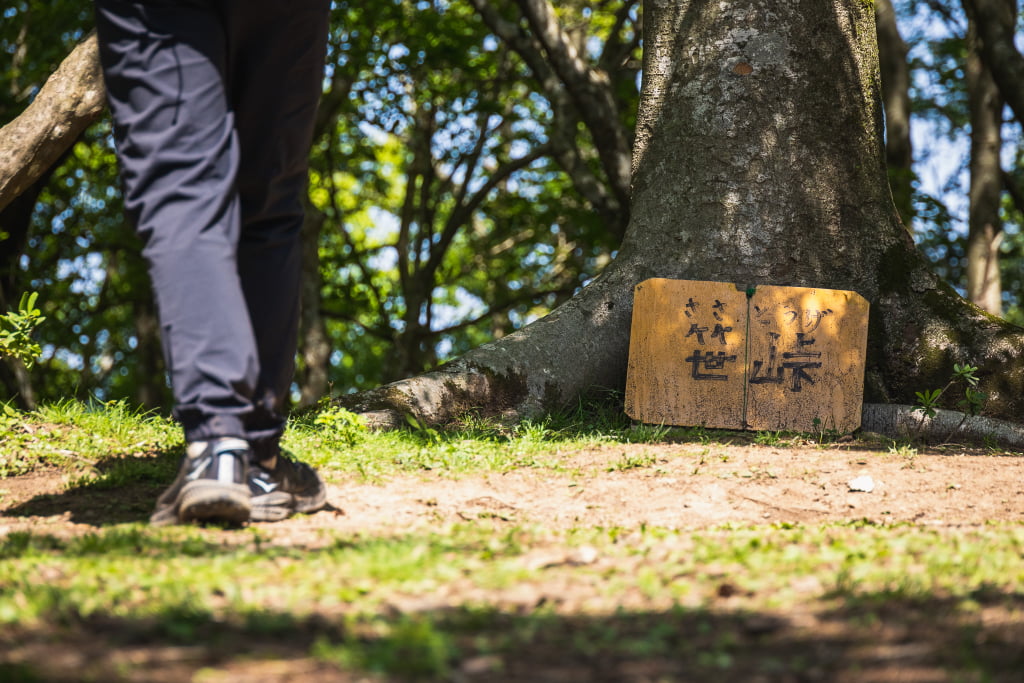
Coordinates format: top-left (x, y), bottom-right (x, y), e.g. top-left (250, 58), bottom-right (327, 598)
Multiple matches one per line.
top-left (247, 450), bottom-right (327, 522)
top-left (150, 437), bottom-right (252, 526)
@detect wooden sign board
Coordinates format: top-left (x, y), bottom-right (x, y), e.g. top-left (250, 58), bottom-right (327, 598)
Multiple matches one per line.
top-left (624, 279), bottom-right (869, 433)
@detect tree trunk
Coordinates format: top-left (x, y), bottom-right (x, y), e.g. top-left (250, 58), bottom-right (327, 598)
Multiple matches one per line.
top-left (875, 0), bottom-right (914, 227)
top-left (966, 14), bottom-right (1006, 316)
top-left (133, 296), bottom-right (165, 410)
top-left (339, 0), bottom-right (1024, 431)
top-left (297, 203), bottom-right (331, 408)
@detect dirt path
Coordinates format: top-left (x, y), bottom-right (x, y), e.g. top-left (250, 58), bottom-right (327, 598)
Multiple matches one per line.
top-left (4, 441), bottom-right (1022, 537)
top-left (3, 440), bottom-right (1024, 682)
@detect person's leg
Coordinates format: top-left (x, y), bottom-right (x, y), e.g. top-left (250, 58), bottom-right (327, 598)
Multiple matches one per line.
top-left (94, 0), bottom-right (253, 523)
top-left (210, 1), bottom-right (332, 520)
top-left (223, 0), bottom-right (331, 460)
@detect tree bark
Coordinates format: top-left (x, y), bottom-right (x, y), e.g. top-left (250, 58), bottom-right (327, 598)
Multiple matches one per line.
top-left (339, 0), bottom-right (1024, 431)
top-left (962, 0), bottom-right (1024, 124)
top-left (875, 0), bottom-right (914, 227)
top-left (966, 13), bottom-right (1006, 316)
top-left (297, 203), bottom-right (331, 408)
top-left (0, 32), bottom-right (106, 214)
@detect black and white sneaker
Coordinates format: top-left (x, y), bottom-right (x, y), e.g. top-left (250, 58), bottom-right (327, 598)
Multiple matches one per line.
top-left (150, 437), bottom-right (252, 526)
top-left (248, 450), bottom-right (327, 522)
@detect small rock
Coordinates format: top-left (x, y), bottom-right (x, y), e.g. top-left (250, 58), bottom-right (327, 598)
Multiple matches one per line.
top-left (848, 475), bottom-right (875, 493)
top-left (569, 545), bottom-right (600, 565)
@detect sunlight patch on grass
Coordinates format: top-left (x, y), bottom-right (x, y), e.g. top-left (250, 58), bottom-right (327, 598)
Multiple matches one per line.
top-left (2, 520), bottom-right (1024, 679)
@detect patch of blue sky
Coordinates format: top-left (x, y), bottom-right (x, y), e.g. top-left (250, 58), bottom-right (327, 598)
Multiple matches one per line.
top-left (56, 253), bottom-right (105, 296)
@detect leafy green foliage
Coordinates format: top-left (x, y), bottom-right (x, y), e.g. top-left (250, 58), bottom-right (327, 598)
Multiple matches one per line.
top-left (3, 0), bottom-right (1020, 413)
top-left (0, 291), bottom-right (44, 367)
top-left (2, 1), bottom-right (641, 404)
top-left (912, 363), bottom-right (986, 437)
top-left (312, 405), bottom-right (368, 447)
top-left (897, 0), bottom-right (1024, 317)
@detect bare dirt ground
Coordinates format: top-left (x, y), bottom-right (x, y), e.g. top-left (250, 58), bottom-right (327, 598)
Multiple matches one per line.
top-left (2, 439), bottom-right (1024, 682)
top-left (4, 439), bottom-right (1023, 539)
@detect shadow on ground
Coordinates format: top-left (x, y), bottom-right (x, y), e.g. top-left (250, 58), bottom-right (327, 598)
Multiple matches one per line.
top-left (1, 588), bottom-right (1022, 681)
top-left (2, 450), bottom-right (180, 525)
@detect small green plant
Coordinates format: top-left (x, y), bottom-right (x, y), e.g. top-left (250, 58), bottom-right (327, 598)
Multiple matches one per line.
top-left (314, 406), bottom-right (368, 446)
top-left (607, 451), bottom-right (657, 472)
top-left (405, 414), bottom-right (442, 445)
top-left (0, 401), bottom-right (20, 431)
top-left (810, 416), bottom-right (843, 443)
top-left (0, 292), bottom-right (45, 368)
top-left (913, 364), bottom-right (984, 420)
top-left (624, 422), bottom-right (670, 444)
top-left (912, 364), bottom-right (987, 442)
top-left (888, 441), bottom-right (917, 459)
top-left (512, 419), bottom-right (555, 443)
top-left (753, 430), bottom-right (789, 447)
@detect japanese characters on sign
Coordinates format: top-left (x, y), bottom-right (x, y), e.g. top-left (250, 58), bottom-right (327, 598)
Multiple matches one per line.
top-left (625, 279), bottom-right (869, 433)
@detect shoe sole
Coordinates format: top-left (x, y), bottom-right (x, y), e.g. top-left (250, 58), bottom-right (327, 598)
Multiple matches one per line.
top-left (178, 480), bottom-right (251, 525)
top-left (249, 488), bottom-right (327, 523)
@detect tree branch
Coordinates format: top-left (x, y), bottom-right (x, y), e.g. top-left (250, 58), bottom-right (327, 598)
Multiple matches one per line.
top-left (431, 284), bottom-right (578, 336)
top-left (962, 0), bottom-right (1024, 124)
top-left (0, 32), bottom-right (106, 213)
top-left (512, 0), bottom-right (632, 206)
top-left (469, 0), bottom-right (629, 236)
top-left (424, 143), bottom-right (551, 279)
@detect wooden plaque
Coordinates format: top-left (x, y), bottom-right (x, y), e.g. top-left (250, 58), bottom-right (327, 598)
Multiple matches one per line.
top-left (624, 279), bottom-right (869, 432)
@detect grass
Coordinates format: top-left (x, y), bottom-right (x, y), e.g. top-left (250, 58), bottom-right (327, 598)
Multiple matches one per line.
top-left (0, 394), bottom-right (797, 485)
top-left (1, 520), bottom-right (1023, 679)
top-left (2, 398), bottom-right (1024, 680)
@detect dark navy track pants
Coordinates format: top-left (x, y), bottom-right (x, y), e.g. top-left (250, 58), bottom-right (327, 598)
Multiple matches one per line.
top-left (94, 0), bottom-right (330, 453)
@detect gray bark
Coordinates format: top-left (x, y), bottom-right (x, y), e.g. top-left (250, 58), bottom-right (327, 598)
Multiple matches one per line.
top-left (340, 0), bottom-right (1024, 434)
top-left (0, 33), bottom-right (106, 214)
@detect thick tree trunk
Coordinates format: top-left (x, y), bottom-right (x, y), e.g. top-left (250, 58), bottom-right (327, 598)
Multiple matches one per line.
top-left (875, 0), bottom-right (914, 227)
top-left (340, 0), bottom-right (1024, 432)
top-left (966, 15), bottom-right (1006, 316)
top-left (0, 33), bottom-right (105, 213)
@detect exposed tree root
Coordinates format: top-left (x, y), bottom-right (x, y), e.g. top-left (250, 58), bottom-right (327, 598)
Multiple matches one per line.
top-left (336, 263), bottom-right (643, 428)
top-left (861, 403), bottom-right (1024, 451)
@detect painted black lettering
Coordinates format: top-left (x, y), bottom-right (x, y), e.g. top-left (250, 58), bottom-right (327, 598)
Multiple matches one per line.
top-left (685, 323), bottom-right (709, 345)
top-left (684, 350), bottom-right (737, 381)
